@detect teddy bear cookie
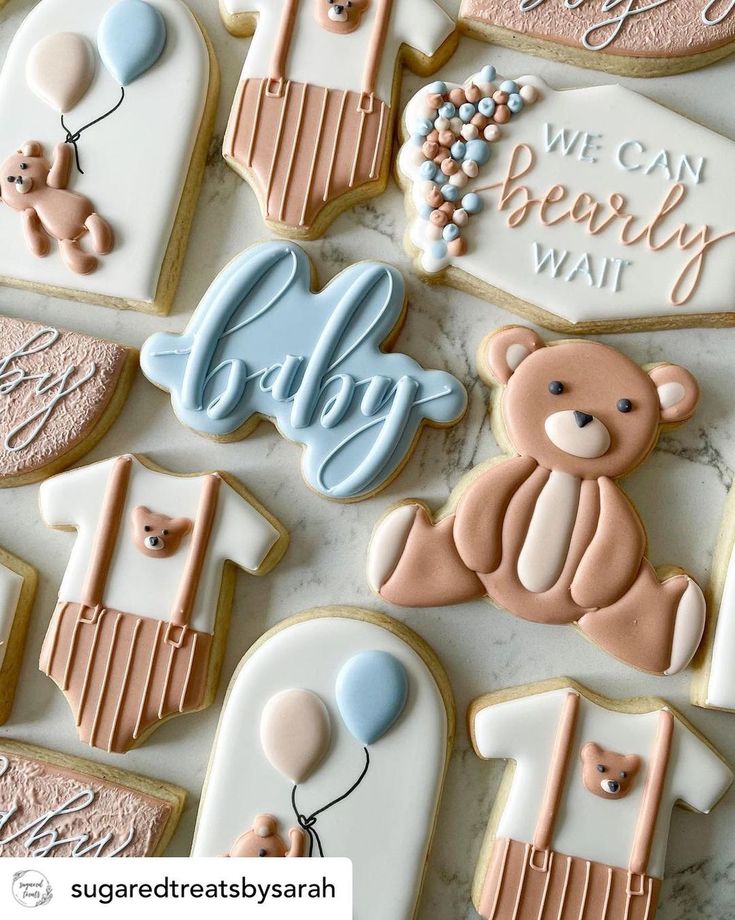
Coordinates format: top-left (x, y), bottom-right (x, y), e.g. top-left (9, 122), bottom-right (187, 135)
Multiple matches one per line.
top-left (0, 548), bottom-right (37, 725)
top-left (220, 0), bottom-right (457, 239)
top-left (459, 0), bottom-right (735, 77)
top-left (38, 453), bottom-right (288, 753)
top-left (0, 0), bottom-right (218, 313)
top-left (0, 738), bottom-right (185, 856)
top-left (0, 316), bottom-right (136, 488)
top-left (192, 606), bottom-right (454, 920)
top-left (398, 64), bottom-right (735, 334)
top-left (468, 678), bottom-right (732, 920)
top-left (368, 325), bottom-right (706, 676)
top-left (140, 241), bottom-right (468, 502)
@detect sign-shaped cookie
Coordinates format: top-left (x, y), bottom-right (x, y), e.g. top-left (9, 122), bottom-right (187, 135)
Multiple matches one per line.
top-left (468, 678), bottom-right (732, 920)
top-left (0, 0), bottom-right (218, 313)
top-left (460, 0), bottom-right (735, 76)
top-left (0, 549), bottom-right (37, 725)
top-left (192, 606), bottom-right (454, 920)
top-left (398, 65), bottom-right (735, 333)
top-left (0, 739), bottom-right (184, 856)
top-left (220, 0), bottom-right (457, 238)
top-left (141, 241), bottom-right (468, 501)
top-left (38, 454), bottom-right (288, 753)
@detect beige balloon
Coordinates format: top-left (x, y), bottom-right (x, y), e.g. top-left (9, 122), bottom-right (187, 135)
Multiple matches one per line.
top-left (27, 32), bottom-right (95, 114)
top-left (260, 689), bottom-right (331, 784)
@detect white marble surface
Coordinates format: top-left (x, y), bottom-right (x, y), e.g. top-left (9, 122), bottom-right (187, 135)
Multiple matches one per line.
top-left (0, 0), bottom-right (734, 917)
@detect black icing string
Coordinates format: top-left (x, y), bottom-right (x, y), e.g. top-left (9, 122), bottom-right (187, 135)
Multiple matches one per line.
top-left (291, 747), bottom-right (370, 857)
top-left (60, 86), bottom-right (126, 174)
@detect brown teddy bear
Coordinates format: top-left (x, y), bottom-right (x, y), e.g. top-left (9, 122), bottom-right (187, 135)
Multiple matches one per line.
top-left (368, 325), bottom-right (705, 676)
top-left (580, 742), bottom-right (641, 799)
top-left (315, 0), bottom-right (369, 33)
top-left (0, 140), bottom-right (113, 275)
top-left (131, 506), bottom-right (192, 559)
top-left (226, 814), bottom-right (306, 857)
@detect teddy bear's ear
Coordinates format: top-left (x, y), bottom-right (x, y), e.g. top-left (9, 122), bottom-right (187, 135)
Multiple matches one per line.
top-left (169, 516), bottom-right (192, 536)
top-left (254, 815), bottom-right (277, 837)
top-left (580, 741), bottom-right (602, 762)
top-left (622, 753), bottom-right (642, 775)
top-left (478, 325), bottom-right (546, 385)
top-left (19, 141), bottom-right (42, 158)
top-left (648, 365), bottom-right (699, 426)
top-left (132, 506), bottom-right (151, 526)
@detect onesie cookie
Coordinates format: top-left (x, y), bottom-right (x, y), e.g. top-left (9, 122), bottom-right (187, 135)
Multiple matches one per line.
top-left (468, 678), bottom-right (732, 920)
top-left (141, 241), bottom-right (468, 502)
top-left (0, 316), bottom-right (136, 487)
top-left (368, 325), bottom-right (705, 676)
top-left (0, 738), bottom-right (184, 856)
top-left (459, 1), bottom-right (735, 77)
top-left (220, 0), bottom-right (457, 239)
top-left (38, 453), bottom-right (288, 753)
top-left (398, 65), bottom-right (735, 334)
top-left (192, 606), bottom-right (454, 920)
top-left (0, 0), bottom-right (218, 313)
top-left (0, 548), bottom-right (37, 725)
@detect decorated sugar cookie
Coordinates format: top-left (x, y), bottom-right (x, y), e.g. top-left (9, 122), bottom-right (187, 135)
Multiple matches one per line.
top-left (192, 606), bottom-right (454, 920)
top-left (398, 65), bottom-right (735, 333)
top-left (0, 549), bottom-right (37, 725)
top-left (0, 738), bottom-right (184, 856)
top-left (468, 679), bottom-right (732, 920)
top-left (141, 241), bottom-right (468, 502)
top-left (220, 0), bottom-right (457, 239)
top-left (0, 316), bottom-right (135, 487)
top-left (38, 453), bottom-right (288, 753)
top-left (368, 325), bottom-right (706, 676)
top-left (460, 1), bottom-right (735, 77)
top-left (0, 0), bottom-right (218, 313)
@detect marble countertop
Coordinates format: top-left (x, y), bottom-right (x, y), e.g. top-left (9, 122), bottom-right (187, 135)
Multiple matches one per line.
top-left (0, 1), bottom-right (734, 917)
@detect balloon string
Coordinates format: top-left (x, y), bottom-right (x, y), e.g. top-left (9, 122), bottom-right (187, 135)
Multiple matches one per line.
top-left (291, 747), bottom-right (370, 857)
top-left (60, 85), bottom-right (126, 174)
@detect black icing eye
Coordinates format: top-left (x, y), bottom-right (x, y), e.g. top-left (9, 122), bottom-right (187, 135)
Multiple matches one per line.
top-left (258, 848), bottom-right (267, 857)
top-left (6, 176), bottom-right (15, 183)
top-left (597, 764), bottom-right (606, 773)
top-left (548, 380), bottom-right (564, 395)
top-left (620, 771), bottom-right (627, 778)
top-left (162, 529), bottom-right (169, 536)
top-left (617, 398), bottom-right (632, 413)
top-left (19, 163), bottom-right (27, 170)
top-left (144, 525), bottom-right (151, 532)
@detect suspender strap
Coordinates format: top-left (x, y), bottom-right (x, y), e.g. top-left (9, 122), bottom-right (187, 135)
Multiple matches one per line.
top-left (81, 455), bottom-right (133, 610)
top-left (267, 0), bottom-right (299, 94)
top-left (530, 690), bottom-right (580, 870)
top-left (628, 709), bottom-right (674, 890)
top-left (168, 474), bottom-right (221, 634)
top-left (358, 0), bottom-right (394, 112)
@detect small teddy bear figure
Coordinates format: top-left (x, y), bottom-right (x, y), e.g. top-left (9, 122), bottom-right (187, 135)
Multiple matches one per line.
top-left (226, 814), bottom-right (306, 857)
top-left (0, 140), bottom-right (113, 275)
top-left (131, 506), bottom-right (192, 559)
top-left (580, 742), bottom-right (641, 799)
top-left (316, 0), bottom-right (369, 33)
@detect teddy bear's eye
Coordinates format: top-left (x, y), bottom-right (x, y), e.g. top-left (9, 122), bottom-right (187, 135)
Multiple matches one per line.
top-left (620, 771), bottom-right (627, 778)
top-left (162, 529), bottom-right (169, 536)
top-left (6, 176), bottom-right (15, 183)
top-left (596, 764), bottom-right (606, 773)
top-left (258, 848), bottom-right (267, 857)
top-left (617, 398), bottom-right (632, 413)
top-left (144, 525), bottom-right (152, 532)
top-left (548, 380), bottom-right (564, 395)
top-left (19, 163), bottom-right (27, 170)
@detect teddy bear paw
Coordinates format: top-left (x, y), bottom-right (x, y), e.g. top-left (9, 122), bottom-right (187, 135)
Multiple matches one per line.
top-left (367, 504), bottom-right (419, 593)
top-left (664, 578), bottom-right (706, 675)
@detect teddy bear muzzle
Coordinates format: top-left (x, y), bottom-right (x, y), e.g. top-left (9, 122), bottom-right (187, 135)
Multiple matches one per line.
top-left (7, 175), bottom-right (32, 194)
top-left (600, 778), bottom-right (622, 795)
top-left (144, 534), bottom-right (166, 551)
top-left (544, 409), bottom-right (611, 459)
top-left (329, 2), bottom-right (350, 20)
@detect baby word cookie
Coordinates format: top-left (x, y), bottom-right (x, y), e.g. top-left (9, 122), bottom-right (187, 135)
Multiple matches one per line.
top-left (0, 549), bottom-right (37, 725)
top-left (398, 65), bottom-right (735, 333)
top-left (192, 607), bottom-right (454, 920)
top-left (459, 0), bottom-right (735, 76)
top-left (368, 325), bottom-right (706, 676)
top-left (468, 679), bottom-right (732, 920)
top-left (0, 316), bottom-right (135, 487)
top-left (220, 0), bottom-right (457, 239)
top-left (0, 0), bottom-right (218, 313)
top-left (141, 241), bottom-right (468, 502)
top-left (38, 453), bottom-right (288, 753)
top-left (0, 739), bottom-right (184, 857)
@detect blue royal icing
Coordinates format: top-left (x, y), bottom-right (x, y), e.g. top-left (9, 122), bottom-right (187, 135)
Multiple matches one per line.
top-left (141, 242), bottom-right (467, 500)
top-left (98, 0), bottom-right (167, 87)
top-left (336, 651), bottom-right (409, 746)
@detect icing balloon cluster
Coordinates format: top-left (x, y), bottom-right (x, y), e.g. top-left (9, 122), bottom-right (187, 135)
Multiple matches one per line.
top-left (405, 64), bottom-right (539, 266)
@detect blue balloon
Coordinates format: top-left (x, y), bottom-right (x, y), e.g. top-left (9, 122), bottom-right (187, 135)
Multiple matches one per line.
top-left (336, 651), bottom-right (408, 746)
top-left (98, 0), bottom-right (167, 87)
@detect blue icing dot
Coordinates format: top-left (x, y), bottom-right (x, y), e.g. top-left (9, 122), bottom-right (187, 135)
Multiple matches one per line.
top-left (439, 102), bottom-right (456, 119)
top-left (451, 141), bottom-right (466, 160)
top-left (440, 184), bottom-right (460, 202)
top-left (459, 103), bottom-right (476, 122)
top-left (414, 118), bottom-right (434, 136)
top-left (443, 223), bottom-right (460, 242)
top-left (480, 64), bottom-right (497, 83)
top-left (430, 240), bottom-right (448, 260)
top-left (465, 139), bottom-right (490, 165)
top-left (478, 97), bottom-right (496, 117)
top-left (508, 93), bottom-right (523, 113)
top-left (420, 161), bottom-right (438, 180)
top-left (419, 203), bottom-right (433, 219)
top-left (428, 80), bottom-right (447, 94)
top-left (500, 80), bottom-right (519, 94)
top-left (462, 192), bottom-right (484, 214)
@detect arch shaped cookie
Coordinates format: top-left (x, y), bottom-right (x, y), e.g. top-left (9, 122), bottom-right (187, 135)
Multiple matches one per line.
top-left (0, 548), bottom-right (37, 725)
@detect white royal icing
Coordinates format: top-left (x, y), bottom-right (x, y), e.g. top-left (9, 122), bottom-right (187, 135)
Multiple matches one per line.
top-left (704, 515), bottom-right (735, 710)
top-left (0, 0), bottom-right (210, 307)
top-left (192, 612), bottom-right (450, 920)
top-left (0, 562), bottom-right (24, 671)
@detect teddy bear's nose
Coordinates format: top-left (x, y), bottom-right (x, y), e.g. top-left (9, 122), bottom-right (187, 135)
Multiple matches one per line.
top-left (606, 780), bottom-right (620, 793)
top-left (574, 411), bottom-right (594, 428)
top-left (258, 849), bottom-right (267, 857)
top-left (145, 535), bottom-right (164, 549)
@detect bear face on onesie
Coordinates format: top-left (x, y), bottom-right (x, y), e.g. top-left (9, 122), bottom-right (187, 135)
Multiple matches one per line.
top-left (580, 742), bottom-right (641, 799)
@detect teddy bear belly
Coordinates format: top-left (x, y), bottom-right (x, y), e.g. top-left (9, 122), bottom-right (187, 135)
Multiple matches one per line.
top-left (38, 195), bottom-right (94, 242)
